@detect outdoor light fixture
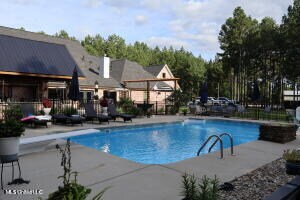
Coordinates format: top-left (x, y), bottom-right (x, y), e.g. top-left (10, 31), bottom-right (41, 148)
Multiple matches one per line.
top-left (95, 81), bottom-right (99, 89)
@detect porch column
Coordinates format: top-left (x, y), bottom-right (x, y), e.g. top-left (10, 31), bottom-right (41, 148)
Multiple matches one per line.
top-left (1, 80), bottom-right (4, 101)
top-left (146, 81), bottom-right (150, 104)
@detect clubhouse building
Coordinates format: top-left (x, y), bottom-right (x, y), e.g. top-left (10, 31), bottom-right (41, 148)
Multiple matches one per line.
top-left (0, 26), bottom-right (179, 104)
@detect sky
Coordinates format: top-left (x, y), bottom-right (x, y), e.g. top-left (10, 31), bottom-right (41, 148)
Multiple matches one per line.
top-left (0, 0), bottom-right (294, 60)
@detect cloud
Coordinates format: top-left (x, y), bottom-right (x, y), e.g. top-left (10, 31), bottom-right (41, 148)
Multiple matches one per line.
top-left (2, 0), bottom-right (294, 60)
top-left (9, 0), bottom-right (39, 5)
top-left (83, 0), bottom-right (101, 8)
top-left (83, 0), bottom-right (135, 8)
top-left (135, 15), bottom-right (148, 25)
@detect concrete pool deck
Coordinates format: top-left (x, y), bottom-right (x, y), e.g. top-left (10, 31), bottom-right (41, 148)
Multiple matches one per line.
top-left (1, 116), bottom-right (300, 200)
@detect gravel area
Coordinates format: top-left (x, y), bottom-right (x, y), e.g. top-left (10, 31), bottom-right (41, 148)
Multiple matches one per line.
top-left (219, 158), bottom-right (295, 200)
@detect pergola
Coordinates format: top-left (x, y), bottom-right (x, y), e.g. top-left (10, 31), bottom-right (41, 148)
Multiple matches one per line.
top-left (123, 77), bottom-right (180, 104)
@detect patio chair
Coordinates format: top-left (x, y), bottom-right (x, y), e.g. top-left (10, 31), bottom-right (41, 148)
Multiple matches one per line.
top-left (51, 113), bottom-right (83, 126)
top-left (195, 105), bottom-right (207, 116)
top-left (188, 105), bottom-right (196, 115)
top-left (20, 104), bottom-right (50, 128)
top-left (108, 103), bottom-right (134, 122)
top-left (83, 103), bottom-right (111, 124)
top-left (264, 106), bottom-right (271, 113)
top-left (207, 105), bottom-right (224, 116)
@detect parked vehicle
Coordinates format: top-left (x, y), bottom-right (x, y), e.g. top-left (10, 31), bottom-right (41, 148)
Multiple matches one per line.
top-left (217, 97), bottom-right (230, 104)
top-left (217, 97), bottom-right (237, 105)
top-left (207, 97), bottom-right (220, 105)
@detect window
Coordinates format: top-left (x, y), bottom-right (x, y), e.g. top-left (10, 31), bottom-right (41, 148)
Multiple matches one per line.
top-left (79, 91), bottom-right (94, 100)
top-left (162, 73), bottom-right (166, 78)
top-left (48, 88), bottom-right (66, 100)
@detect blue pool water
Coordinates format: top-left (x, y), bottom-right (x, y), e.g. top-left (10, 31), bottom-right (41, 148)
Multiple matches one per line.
top-left (68, 119), bottom-right (260, 164)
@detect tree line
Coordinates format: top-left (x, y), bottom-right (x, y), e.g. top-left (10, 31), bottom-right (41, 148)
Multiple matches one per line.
top-left (218, 0), bottom-right (300, 108)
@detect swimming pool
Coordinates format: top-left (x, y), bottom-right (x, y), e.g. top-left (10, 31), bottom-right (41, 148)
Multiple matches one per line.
top-left (68, 119), bottom-right (260, 164)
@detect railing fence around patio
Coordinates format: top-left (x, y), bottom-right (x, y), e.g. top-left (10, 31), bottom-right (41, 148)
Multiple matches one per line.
top-left (0, 99), bottom-right (172, 120)
top-left (0, 99), bottom-right (295, 122)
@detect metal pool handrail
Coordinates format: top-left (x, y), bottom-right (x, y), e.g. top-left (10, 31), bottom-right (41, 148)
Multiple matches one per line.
top-left (197, 135), bottom-right (224, 159)
top-left (208, 133), bottom-right (234, 156)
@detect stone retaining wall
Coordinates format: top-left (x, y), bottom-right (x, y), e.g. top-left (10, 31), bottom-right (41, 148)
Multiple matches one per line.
top-left (259, 124), bottom-right (297, 143)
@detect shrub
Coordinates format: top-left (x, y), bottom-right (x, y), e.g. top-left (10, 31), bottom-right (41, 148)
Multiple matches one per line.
top-left (123, 106), bottom-right (143, 116)
top-left (4, 105), bottom-right (23, 121)
top-left (157, 107), bottom-right (164, 114)
top-left (63, 107), bottom-right (78, 116)
top-left (181, 173), bottom-right (219, 200)
top-left (118, 97), bottom-right (134, 107)
top-left (0, 105), bottom-right (25, 138)
top-left (0, 120), bottom-right (25, 138)
top-left (169, 106), bottom-right (179, 115)
top-left (48, 139), bottom-right (109, 200)
top-left (180, 106), bottom-right (188, 114)
top-left (283, 149), bottom-right (300, 162)
top-left (50, 108), bottom-right (58, 115)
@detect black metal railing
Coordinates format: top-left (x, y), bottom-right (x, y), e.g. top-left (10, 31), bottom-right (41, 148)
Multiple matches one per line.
top-left (0, 99), bottom-right (294, 122)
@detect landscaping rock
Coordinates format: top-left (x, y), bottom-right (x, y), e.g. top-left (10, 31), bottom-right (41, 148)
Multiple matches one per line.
top-left (219, 159), bottom-right (295, 200)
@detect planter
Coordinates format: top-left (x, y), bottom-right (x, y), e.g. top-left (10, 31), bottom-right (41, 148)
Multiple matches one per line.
top-left (102, 107), bottom-right (108, 116)
top-left (43, 108), bottom-right (51, 115)
top-left (0, 137), bottom-right (20, 162)
top-left (285, 161), bottom-right (300, 175)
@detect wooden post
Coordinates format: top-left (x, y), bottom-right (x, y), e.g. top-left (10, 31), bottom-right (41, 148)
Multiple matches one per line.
top-left (174, 80), bottom-right (177, 90)
top-left (146, 81), bottom-right (150, 104)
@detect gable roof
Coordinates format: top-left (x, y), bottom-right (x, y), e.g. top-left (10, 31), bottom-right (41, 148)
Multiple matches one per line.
top-left (79, 55), bottom-right (122, 88)
top-left (110, 59), bottom-right (171, 89)
top-left (0, 35), bottom-right (83, 78)
top-left (143, 65), bottom-right (165, 76)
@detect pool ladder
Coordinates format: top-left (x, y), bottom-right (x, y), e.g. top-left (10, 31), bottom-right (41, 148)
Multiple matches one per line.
top-left (197, 133), bottom-right (235, 159)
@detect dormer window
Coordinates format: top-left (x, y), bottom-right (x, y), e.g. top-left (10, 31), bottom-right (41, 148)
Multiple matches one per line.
top-left (162, 73), bottom-right (166, 78)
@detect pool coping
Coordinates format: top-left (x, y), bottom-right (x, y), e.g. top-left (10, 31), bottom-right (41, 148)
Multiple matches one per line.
top-left (8, 116), bottom-right (300, 200)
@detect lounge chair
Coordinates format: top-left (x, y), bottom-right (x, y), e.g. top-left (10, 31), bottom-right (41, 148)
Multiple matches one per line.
top-left (84, 103), bottom-right (111, 124)
top-left (108, 103), bottom-right (134, 122)
top-left (20, 103), bottom-right (50, 128)
top-left (52, 114), bottom-right (83, 126)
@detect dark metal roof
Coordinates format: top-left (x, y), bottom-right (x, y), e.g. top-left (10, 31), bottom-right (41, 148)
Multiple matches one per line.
top-left (0, 35), bottom-right (84, 77)
top-left (144, 65), bottom-right (165, 76)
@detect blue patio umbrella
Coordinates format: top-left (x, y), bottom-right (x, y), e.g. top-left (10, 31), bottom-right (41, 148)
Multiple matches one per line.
top-left (199, 83), bottom-right (208, 104)
top-left (251, 81), bottom-right (260, 102)
top-left (68, 66), bottom-right (80, 101)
